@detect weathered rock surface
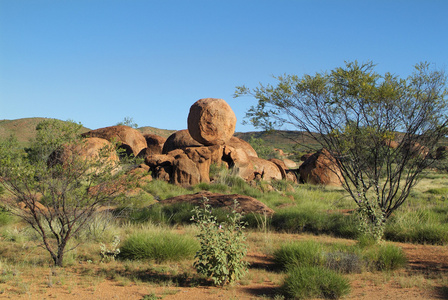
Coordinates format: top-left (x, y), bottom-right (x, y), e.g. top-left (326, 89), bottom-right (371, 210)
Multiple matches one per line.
top-left (187, 98), bottom-right (236, 146)
top-left (161, 191), bottom-right (274, 216)
top-left (82, 125), bottom-right (147, 157)
top-left (298, 149), bottom-right (343, 186)
top-left (222, 145), bottom-right (255, 181)
top-left (184, 147), bottom-right (212, 183)
top-left (283, 158), bottom-right (298, 169)
top-left (250, 156), bottom-right (283, 181)
top-left (172, 153), bottom-right (201, 187)
top-left (162, 130), bottom-right (202, 154)
top-left (227, 136), bottom-right (258, 157)
top-left (138, 134), bottom-right (166, 157)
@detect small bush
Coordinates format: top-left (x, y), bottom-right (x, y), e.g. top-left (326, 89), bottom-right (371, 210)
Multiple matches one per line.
top-left (364, 243), bottom-right (407, 271)
top-left (191, 198), bottom-right (249, 286)
top-left (282, 266), bottom-right (351, 299)
top-left (273, 240), bottom-right (325, 270)
top-left (325, 251), bottom-right (363, 274)
top-left (0, 207), bottom-right (15, 226)
top-left (119, 231), bottom-right (198, 262)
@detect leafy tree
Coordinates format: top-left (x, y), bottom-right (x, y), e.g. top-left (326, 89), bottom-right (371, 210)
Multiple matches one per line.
top-left (0, 119), bottom-right (134, 266)
top-left (235, 61), bottom-right (448, 240)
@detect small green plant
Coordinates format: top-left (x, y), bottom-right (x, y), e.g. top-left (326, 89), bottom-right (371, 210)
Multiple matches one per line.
top-left (281, 265), bottom-right (351, 299)
top-left (273, 240), bottom-right (325, 270)
top-left (100, 236), bottom-right (121, 263)
top-left (364, 243), bottom-right (407, 271)
top-left (119, 230), bottom-right (198, 262)
top-left (191, 198), bottom-right (249, 286)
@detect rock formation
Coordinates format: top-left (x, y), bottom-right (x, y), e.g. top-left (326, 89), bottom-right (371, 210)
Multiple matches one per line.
top-left (298, 149), bottom-right (343, 186)
top-left (82, 125), bottom-right (147, 157)
top-left (187, 98), bottom-right (236, 146)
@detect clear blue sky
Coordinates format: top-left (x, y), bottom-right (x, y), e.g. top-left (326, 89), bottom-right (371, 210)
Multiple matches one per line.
top-left (1, 0), bottom-right (447, 132)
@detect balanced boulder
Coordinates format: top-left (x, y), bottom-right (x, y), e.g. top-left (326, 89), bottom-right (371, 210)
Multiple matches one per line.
top-left (187, 98), bottom-right (236, 146)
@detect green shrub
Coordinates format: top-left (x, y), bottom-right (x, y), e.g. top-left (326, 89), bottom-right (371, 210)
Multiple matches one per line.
top-left (0, 207), bottom-right (15, 226)
top-left (282, 266), bottom-right (351, 299)
top-left (270, 209), bottom-right (358, 239)
top-left (119, 231), bottom-right (198, 262)
top-left (191, 198), bottom-right (249, 286)
top-left (364, 243), bottom-right (407, 271)
top-left (273, 240), bottom-right (325, 270)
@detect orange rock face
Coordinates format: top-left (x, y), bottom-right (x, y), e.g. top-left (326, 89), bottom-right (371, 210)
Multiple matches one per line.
top-left (82, 125), bottom-right (147, 157)
top-left (187, 98), bottom-right (236, 146)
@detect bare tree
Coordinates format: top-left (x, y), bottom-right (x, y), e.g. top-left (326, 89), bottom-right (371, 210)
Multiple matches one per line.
top-left (235, 61), bottom-right (447, 240)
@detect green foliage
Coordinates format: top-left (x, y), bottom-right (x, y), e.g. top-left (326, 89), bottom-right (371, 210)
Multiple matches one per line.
top-left (235, 61), bottom-right (448, 242)
top-left (191, 198), bottom-right (249, 286)
top-left (247, 136), bottom-right (280, 160)
top-left (273, 240), bottom-right (325, 270)
top-left (363, 243), bottom-right (407, 271)
top-left (0, 207), bottom-right (15, 226)
top-left (119, 231), bottom-right (198, 262)
top-left (0, 119), bottom-right (133, 266)
top-left (281, 266), bottom-right (351, 300)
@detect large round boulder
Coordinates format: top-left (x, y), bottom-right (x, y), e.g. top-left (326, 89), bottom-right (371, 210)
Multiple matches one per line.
top-left (82, 125), bottom-right (147, 157)
top-left (187, 98), bottom-right (236, 146)
top-left (298, 149), bottom-right (343, 186)
top-left (162, 130), bottom-right (202, 154)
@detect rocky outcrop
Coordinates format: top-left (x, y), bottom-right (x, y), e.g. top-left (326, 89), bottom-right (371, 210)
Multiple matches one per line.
top-left (162, 130), bottom-right (202, 154)
top-left (82, 125), bottom-right (147, 157)
top-left (162, 191), bottom-right (274, 216)
top-left (298, 149), bottom-right (343, 186)
top-left (283, 158), bottom-right (298, 169)
top-left (172, 153), bottom-right (201, 187)
top-left (222, 145), bottom-right (255, 181)
top-left (184, 147), bottom-right (212, 183)
top-left (187, 98), bottom-right (236, 146)
top-left (250, 156), bottom-right (283, 181)
top-left (227, 136), bottom-right (258, 157)
top-left (138, 134), bottom-right (166, 157)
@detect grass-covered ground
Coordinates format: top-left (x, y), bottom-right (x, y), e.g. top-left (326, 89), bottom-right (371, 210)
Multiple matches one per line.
top-left (1, 167), bottom-right (448, 299)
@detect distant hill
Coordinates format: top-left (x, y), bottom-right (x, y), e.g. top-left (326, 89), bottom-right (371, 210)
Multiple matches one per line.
top-left (0, 118), bottom-right (308, 151)
top-left (234, 130), bottom-right (320, 153)
top-left (0, 118), bottom-right (178, 146)
top-left (137, 126), bottom-right (177, 139)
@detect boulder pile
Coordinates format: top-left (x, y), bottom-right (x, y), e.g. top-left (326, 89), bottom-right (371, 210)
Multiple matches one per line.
top-left (71, 98), bottom-right (348, 188)
top-left (140, 98), bottom-right (297, 186)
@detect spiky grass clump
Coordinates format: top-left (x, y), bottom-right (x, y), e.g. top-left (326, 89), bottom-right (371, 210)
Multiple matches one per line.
top-left (282, 265), bottom-right (351, 299)
top-left (273, 240), bottom-right (325, 270)
top-left (119, 231), bottom-right (199, 263)
top-left (363, 243), bottom-right (407, 271)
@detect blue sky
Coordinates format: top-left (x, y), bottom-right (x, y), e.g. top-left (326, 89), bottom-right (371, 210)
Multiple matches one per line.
top-left (1, 0), bottom-right (447, 132)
